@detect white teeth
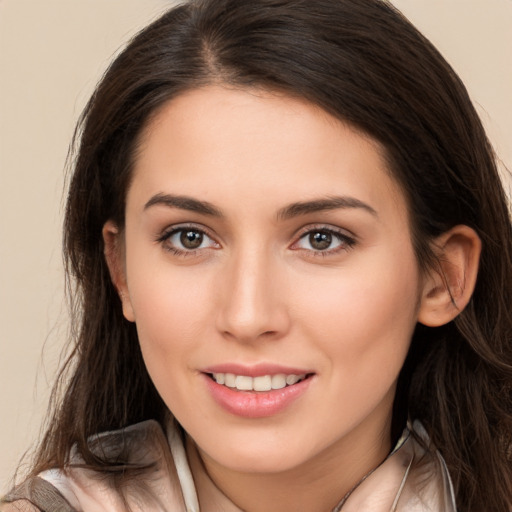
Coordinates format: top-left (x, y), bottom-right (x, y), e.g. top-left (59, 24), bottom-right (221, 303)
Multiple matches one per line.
top-left (271, 374), bottom-right (287, 389)
top-left (213, 373), bottom-right (225, 385)
top-left (224, 373), bottom-right (236, 387)
top-left (235, 375), bottom-right (253, 390)
top-left (286, 374), bottom-right (300, 385)
top-left (212, 372), bottom-right (307, 391)
top-left (253, 375), bottom-right (272, 391)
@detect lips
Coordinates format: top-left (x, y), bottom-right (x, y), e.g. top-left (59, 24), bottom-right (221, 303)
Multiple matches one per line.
top-left (202, 364), bottom-right (314, 418)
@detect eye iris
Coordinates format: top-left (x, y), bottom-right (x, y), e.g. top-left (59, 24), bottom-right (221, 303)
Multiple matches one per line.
top-left (310, 231), bottom-right (332, 250)
top-left (180, 230), bottom-right (203, 249)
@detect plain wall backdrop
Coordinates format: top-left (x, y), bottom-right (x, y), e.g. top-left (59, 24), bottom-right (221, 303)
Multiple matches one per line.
top-left (1, 0), bottom-right (511, 489)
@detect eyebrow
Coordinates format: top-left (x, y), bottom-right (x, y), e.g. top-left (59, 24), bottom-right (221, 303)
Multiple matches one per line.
top-left (143, 193), bottom-right (377, 220)
top-left (277, 196), bottom-right (378, 220)
top-left (144, 193), bottom-right (223, 217)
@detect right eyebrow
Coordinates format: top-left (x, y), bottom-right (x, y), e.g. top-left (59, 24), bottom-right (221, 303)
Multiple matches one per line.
top-left (143, 193), bottom-right (224, 217)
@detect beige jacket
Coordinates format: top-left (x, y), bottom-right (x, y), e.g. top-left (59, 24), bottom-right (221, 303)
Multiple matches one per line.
top-left (1, 420), bottom-right (457, 511)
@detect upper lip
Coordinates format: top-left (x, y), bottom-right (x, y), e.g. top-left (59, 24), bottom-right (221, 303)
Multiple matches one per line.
top-left (202, 363), bottom-right (313, 377)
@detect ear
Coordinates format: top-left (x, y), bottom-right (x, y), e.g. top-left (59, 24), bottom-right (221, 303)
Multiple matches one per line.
top-left (418, 225), bottom-right (481, 327)
top-left (102, 220), bottom-right (135, 322)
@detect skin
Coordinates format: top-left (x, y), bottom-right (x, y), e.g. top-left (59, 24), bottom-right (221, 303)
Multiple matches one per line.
top-left (104, 86), bottom-right (481, 512)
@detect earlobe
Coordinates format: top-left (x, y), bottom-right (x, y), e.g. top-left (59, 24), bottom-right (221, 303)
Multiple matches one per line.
top-left (418, 225), bottom-right (481, 327)
top-left (102, 220), bottom-right (136, 322)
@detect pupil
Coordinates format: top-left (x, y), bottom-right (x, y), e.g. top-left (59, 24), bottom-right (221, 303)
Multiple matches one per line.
top-left (181, 230), bottom-right (203, 249)
top-left (310, 231), bottom-right (331, 250)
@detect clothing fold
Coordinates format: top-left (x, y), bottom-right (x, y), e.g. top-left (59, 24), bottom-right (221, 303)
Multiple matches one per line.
top-left (2, 420), bottom-right (457, 512)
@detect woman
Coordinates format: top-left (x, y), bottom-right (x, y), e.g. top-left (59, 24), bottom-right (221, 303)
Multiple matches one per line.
top-left (2, 0), bottom-right (511, 510)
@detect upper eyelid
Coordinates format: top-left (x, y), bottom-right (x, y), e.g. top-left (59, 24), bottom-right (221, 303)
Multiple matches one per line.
top-left (156, 223), bottom-right (217, 241)
top-left (290, 225), bottom-right (358, 254)
top-left (156, 225), bottom-right (220, 255)
top-left (294, 223), bottom-right (357, 240)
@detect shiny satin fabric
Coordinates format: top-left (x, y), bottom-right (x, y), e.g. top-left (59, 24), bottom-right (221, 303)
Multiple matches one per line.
top-left (2, 420), bottom-right (457, 512)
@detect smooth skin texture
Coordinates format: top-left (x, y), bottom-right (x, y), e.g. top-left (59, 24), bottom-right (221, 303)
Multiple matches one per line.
top-left (104, 86), bottom-right (480, 512)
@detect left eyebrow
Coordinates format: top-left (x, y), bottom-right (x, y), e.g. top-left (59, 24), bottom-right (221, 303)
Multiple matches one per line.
top-left (277, 196), bottom-right (378, 220)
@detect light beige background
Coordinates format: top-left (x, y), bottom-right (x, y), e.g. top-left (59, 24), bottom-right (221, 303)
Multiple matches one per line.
top-left (1, 0), bottom-right (511, 490)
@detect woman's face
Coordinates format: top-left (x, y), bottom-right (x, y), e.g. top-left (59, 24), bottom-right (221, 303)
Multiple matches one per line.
top-left (114, 86), bottom-right (425, 475)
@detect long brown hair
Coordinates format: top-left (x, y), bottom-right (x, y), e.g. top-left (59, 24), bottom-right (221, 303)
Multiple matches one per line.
top-left (28, 0), bottom-right (512, 509)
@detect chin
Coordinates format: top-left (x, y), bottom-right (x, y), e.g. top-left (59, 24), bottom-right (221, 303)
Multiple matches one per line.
top-left (192, 426), bottom-right (324, 475)
top-left (211, 447), bottom-right (308, 474)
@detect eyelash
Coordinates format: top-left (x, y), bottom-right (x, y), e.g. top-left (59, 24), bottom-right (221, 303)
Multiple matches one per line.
top-left (156, 224), bottom-right (219, 257)
top-left (156, 224), bottom-right (357, 258)
top-left (291, 225), bottom-right (357, 257)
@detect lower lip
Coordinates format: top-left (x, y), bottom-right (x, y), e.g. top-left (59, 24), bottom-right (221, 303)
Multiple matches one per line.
top-left (203, 374), bottom-right (313, 418)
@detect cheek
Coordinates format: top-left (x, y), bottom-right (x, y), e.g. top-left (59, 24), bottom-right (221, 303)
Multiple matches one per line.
top-left (125, 257), bottom-right (216, 364)
top-left (126, 268), bottom-right (218, 419)
top-left (297, 249), bottom-right (421, 377)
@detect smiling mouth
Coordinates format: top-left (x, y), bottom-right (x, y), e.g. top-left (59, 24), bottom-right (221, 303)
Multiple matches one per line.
top-left (208, 372), bottom-right (311, 392)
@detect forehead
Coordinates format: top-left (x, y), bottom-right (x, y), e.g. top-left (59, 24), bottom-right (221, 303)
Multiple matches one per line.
top-left (129, 85), bottom-right (407, 220)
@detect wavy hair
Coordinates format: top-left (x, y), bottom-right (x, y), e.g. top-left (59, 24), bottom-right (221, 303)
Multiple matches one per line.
top-left (27, 1), bottom-right (512, 510)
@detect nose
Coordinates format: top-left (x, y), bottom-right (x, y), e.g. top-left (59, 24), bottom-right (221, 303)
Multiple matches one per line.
top-left (215, 247), bottom-right (291, 343)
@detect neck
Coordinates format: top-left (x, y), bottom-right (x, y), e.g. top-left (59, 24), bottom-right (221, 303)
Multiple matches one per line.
top-left (187, 419), bottom-right (392, 512)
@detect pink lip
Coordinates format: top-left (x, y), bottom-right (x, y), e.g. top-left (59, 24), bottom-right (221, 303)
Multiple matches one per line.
top-left (202, 372), bottom-right (314, 419)
top-left (202, 362), bottom-right (312, 377)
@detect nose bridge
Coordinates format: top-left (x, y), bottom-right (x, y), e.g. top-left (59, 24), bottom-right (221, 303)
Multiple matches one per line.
top-left (217, 243), bottom-right (288, 342)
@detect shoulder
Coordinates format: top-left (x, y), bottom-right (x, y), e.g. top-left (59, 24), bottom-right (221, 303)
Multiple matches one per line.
top-left (1, 476), bottom-right (74, 511)
top-left (339, 421), bottom-right (457, 511)
top-left (1, 503), bottom-right (40, 512)
top-left (394, 421), bottom-right (458, 511)
top-left (1, 501), bottom-right (41, 512)
top-left (2, 420), bottom-right (189, 512)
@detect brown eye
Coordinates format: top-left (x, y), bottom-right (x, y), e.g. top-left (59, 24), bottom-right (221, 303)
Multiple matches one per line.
top-left (160, 227), bottom-right (218, 253)
top-left (180, 230), bottom-right (203, 249)
top-left (309, 231), bottom-right (332, 250)
top-left (293, 227), bottom-right (356, 254)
